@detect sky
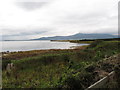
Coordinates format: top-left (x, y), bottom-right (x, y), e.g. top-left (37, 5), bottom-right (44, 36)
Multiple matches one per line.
top-left (0, 0), bottom-right (119, 40)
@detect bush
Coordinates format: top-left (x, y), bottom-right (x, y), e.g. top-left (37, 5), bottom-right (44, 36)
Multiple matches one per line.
top-left (64, 76), bottom-right (83, 89)
top-left (88, 40), bottom-right (103, 48)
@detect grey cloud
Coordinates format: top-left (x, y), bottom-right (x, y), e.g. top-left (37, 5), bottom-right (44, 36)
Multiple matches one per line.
top-left (3, 31), bottom-right (47, 37)
top-left (2, 31), bottom-right (46, 40)
top-left (2, 27), bottom-right (53, 36)
top-left (2, 30), bottom-right (46, 40)
top-left (16, 0), bottom-right (53, 10)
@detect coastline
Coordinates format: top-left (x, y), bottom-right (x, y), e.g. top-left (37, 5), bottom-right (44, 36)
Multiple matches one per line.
top-left (1, 40), bottom-right (88, 53)
top-left (2, 40), bottom-right (89, 57)
top-left (51, 40), bottom-right (93, 44)
top-left (2, 44), bottom-right (88, 59)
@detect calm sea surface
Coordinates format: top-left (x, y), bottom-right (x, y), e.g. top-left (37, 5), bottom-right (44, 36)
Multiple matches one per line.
top-left (1, 40), bottom-right (88, 52)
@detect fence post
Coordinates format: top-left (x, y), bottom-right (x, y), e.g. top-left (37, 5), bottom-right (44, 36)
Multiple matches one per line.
top-left (86, 71), bottom-right (115, 89)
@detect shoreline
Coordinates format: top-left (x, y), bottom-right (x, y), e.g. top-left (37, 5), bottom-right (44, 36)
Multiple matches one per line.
top-left (2, 45), bottom-right (89, 59)
top-left (1, 43), bottom-right (89, 53)
top-left (1, 40), bottom-right (89, 53)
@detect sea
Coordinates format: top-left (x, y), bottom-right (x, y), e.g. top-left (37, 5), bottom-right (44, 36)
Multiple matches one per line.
top-left (1, 40), bottom-right (88, 52)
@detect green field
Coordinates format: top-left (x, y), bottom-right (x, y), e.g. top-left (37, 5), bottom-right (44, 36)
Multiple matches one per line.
top-left (2, 39), bottom-right (120, 88)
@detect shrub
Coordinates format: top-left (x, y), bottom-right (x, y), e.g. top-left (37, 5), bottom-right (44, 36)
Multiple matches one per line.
top-left (88, 40), bottom-right (103, 48)
top-left (63, 76), bottom-right (84, 89)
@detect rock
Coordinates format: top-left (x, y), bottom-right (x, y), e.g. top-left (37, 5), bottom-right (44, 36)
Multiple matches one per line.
top-left (6, 63), bottom-right (14, 71)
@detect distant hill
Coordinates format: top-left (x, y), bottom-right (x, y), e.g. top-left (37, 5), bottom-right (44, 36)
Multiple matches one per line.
top-left (32, 33), bottom-right (118, 40)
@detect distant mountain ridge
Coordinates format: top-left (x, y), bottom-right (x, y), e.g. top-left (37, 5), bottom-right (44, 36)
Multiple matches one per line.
top-left (33, 33), bottom-right (118, 40)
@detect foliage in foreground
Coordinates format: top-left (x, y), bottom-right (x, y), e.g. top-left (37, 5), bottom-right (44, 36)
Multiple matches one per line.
top-left (2, 40), bottom-right (120, 88)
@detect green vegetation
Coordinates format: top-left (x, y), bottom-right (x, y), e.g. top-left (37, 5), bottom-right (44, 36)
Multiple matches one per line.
top-left (51, 40), bottom-right (93, 44)
top-left (2, 40), bottom-right (120, 88)
top-left (51, 38), bottom-right (120, 44)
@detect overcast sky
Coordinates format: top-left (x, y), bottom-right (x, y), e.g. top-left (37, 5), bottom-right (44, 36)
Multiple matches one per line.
top-left (0, 0), bottom-right (119, 40)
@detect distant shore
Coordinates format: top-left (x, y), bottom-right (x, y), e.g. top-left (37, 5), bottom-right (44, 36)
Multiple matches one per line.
top-left (50, 40), bottom-right (93, 44)
top-left (2, 38), bottom-right (120, 53)
top-left (51, 38), bottom-right (120, 44)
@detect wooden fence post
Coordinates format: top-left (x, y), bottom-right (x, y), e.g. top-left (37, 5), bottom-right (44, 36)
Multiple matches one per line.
top-left (86, 71), bottom-right (115, 89)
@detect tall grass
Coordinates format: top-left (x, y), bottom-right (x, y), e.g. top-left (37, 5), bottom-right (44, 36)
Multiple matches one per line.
top-left (2, 40), bottom-right (120, 88)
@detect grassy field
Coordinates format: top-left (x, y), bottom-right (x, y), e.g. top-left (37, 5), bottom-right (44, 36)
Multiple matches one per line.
top-left (2, 39), bottom-right (120, 88)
